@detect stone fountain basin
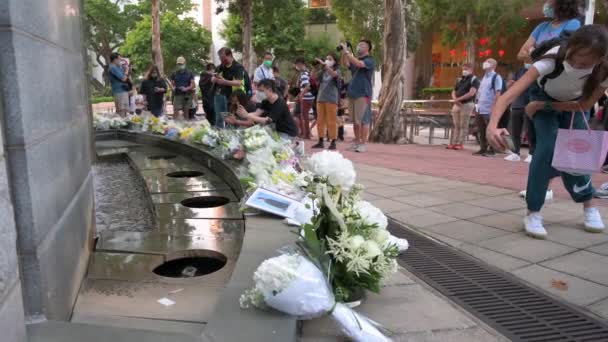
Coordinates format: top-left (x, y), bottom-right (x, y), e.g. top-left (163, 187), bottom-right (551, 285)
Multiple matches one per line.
top-left (72, 130), bottom-right (297, 342)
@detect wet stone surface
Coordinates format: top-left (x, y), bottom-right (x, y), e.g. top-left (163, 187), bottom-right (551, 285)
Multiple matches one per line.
top-left (93, 156), bottom-right (155, 233)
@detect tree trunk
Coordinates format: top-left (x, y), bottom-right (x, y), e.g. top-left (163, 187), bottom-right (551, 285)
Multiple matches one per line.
top-left (370, 0), bottom-right (407, 144)
top-left (403, 54), bottom-right (416, 100)
top-left (151, 0), bottom-right (164, 75)
top-left (240, 0), bottom-right (253, 73)
top-left (465, 13), bottom-right (475, 65)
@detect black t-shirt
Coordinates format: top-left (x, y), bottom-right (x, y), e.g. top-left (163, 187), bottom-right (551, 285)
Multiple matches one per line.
top-left (453, 75), bottom-right (480, 103)
top-left (140, 78), bottom-right (166, 111)
top-left (260, 97), bottom-right (297, 137)
top-left (199, 72), bottom-right (214, 101)
top-left (215, 62), bottom-right (245, 98)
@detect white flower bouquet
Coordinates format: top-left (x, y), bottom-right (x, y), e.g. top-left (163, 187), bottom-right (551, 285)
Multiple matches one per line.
top-left (242, 125), bottom-right (277, 152)
top-left (306, 151), bottom-right (356, 191)
top-left (240, 253), bottom-right (392, 342)
top-left (191, 121), bottom-right (220, 148)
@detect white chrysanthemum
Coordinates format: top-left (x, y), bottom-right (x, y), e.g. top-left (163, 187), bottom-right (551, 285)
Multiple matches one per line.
top-left (355, 201), bottom-right (388, 230)
top-left (373, 229), bottom-right (390, 246)
top-left (252, 254), bottom-right (301, 295)
top-left (307, 151), bottom-right (356, 190)
top-left (348, 235), bottom-right (365, 249)
top-left (362, 241), bottom-right (383, 258)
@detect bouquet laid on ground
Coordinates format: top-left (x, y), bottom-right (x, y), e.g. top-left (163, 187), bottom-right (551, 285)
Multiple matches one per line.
top-left (191, 120), bottom-right (220, 148)
top-left (240, 252), bottom-right (392, 342)
top-left (93, 114), bottom-right (128, 130)
top-left (299, 151), bottom-right (407, 302)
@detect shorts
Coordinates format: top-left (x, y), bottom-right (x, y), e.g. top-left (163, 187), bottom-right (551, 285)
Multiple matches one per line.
top-left (173, 94), bottom-right (192, 113)
top-left (347, 96), bottom-right (371, 124)
top-left (113, 92), bottom-right (129, 112)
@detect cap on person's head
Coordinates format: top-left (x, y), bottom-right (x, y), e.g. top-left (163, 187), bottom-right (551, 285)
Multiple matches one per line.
top-left (177, 56), bottom-right (186, 65)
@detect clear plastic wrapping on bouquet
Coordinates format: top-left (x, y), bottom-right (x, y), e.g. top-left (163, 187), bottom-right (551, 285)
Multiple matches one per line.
top-left (241, 249), bottom-right (392, 342)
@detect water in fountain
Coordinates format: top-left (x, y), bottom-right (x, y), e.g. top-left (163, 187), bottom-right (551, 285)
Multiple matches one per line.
top-left (93, 155), bottom-right (155, 234)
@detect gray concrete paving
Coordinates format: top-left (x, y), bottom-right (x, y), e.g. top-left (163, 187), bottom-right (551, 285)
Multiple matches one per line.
top-left (354, 163), bottom-right (608, 322)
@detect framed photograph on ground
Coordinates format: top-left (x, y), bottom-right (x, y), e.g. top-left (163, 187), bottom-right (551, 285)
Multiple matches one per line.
top-left (245, 188), bottom-right (300, 218)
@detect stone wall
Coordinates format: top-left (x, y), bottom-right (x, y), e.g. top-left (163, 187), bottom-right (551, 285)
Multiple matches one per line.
top-left (0, 0), bottom-right (94, 330)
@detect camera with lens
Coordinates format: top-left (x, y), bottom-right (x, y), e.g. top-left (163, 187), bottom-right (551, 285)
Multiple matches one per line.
top-left (336, 41), bottom-right (353, 52)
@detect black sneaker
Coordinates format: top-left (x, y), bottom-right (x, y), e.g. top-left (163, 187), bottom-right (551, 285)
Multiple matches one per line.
top-left (312, 140), bottom-right (324, 149)
top-left (483, 150), bottom-right (496, 157)
top-left (472, 150), bottom-right (487, 156)
top-left (328, 140), bottom-right (337, 150)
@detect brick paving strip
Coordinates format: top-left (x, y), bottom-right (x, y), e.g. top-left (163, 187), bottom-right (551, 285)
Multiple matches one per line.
top-left (301, 143), bottom-right (608, 340)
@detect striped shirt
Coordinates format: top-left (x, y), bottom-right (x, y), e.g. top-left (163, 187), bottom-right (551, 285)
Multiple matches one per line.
top-left (299, 70), bottom-right (315, 100)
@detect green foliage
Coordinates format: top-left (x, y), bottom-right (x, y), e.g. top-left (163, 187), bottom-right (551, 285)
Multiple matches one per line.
top-left (418, 0), bottom-right (528, 51)
top-left (219, 0), bottom-right (307, 62)
top-left (306, 7), bottom-right (337, 24)
top-left (90, 96), bottom-right (114, 104)
top-left (421, 87), bottom-right (453, 95)
top-left (84, 0), bottom-right (129, 70)
top-left (121, 12), bottom-right (212, 78)
top-left (329, 0), bottom-right (420, 61)
top-left (296, 34), bottom-right (336, 64)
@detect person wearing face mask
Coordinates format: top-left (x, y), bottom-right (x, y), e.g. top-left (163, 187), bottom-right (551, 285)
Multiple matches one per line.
top-left (170, 56), bottom-right (195, 121)
top-left (341, 39), bottom-right (375, 153)
top-left (140, 65), bottom-right (167, 118)
top-left (487, 25), bottom-right (608, 239)
top-left (213, 47), bottom-right (247, 128)
top-left (235, 79), bottom-right (298, 139)
top-left (253, 52), bottom-right (275, 93)
top-left (447, 63), bottom-right (479, 150)
top-left (311, 54), bottom-right (342, 150)
top-left (474, 58), bottom-right (503, 157)
top-left (504, 63), bottom-right (533, 162)
top-left (518, 0), bottom-right (581, 64)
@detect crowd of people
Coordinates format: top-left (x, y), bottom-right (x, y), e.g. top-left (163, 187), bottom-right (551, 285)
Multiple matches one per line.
top-left (443, 0), bottom-right (608, 239)
top-left (107, 41), bottom-right (375, 152)
top-left (105, 0), bottom-right (608, 241)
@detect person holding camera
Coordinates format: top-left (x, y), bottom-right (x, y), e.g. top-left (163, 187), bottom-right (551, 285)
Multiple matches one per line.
top-left (340, 40), bottom-right (375, 153)
top-left (108, 52), bottom-right (131, 117)
top-left (312, 54), bottom-right (341, 150)
top-left (170, 56), bottom-right (195, 121)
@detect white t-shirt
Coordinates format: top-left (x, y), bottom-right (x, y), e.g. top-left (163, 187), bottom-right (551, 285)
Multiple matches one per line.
top-left (533, 47), bottom-right (608, 101)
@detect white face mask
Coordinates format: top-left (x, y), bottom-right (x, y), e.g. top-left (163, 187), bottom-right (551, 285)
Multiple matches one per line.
top-left (482, 62), bottom-right (492, 70)
top-left (563, 60), bottom-right (594, 78)
top-left (462, 70), bottom-right (471, 77)
top-left (325, 59), bottom-right (335, 67)
top-left (256, 91), bottom-right (268, 102)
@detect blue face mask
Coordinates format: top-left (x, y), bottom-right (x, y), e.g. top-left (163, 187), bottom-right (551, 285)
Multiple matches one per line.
top-left (543, 3), bottom-right (554, 18)
top-left (524, 63), bottom-right (532, 69)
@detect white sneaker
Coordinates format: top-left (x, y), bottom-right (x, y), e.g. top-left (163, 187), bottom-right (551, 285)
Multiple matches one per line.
top-left (524, 155), bottom-right (532, 163)
top-left (519, 190), bottom-right (553, 201)
top-left (584, 207), bottom-right (605, 233)
top-left (504, 153), bottom-right (521, 162)
top-left (348, 143), bottom-right (359, 151)
top-left (524, 213), bottom-right (547, 239)
top-left (355, 144), bottom-right (367, 153)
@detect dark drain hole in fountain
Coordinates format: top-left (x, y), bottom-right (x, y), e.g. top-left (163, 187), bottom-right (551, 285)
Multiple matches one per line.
top-left (153, 253), bottom-right (227, 278)
top-left (166, 170), bottom-right (205, 178)
top-left (147, 154), bottom-right (177, 160)
top-left (181, 196), bottom-right (230, 208)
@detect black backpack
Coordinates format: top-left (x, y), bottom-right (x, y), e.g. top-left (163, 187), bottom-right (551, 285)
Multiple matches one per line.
top-left (530, 30), bottom-right (573, 90)
top-left (491, 73), bottom-right (506, 94)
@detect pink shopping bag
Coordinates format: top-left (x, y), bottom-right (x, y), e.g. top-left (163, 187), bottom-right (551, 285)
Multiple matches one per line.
top-left (552, 111), bottom-right (608, 175)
